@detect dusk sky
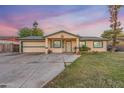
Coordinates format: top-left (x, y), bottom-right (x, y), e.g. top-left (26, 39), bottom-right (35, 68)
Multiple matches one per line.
top-left (0, 5), bottom-right (124, 36)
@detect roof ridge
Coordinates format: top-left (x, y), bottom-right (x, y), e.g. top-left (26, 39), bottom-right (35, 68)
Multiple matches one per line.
top-left (45, 30), bottom-right (79, 37)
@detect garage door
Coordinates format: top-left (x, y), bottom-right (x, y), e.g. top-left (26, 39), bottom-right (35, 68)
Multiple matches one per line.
top-left (22, 41), bottom-right (45, 53)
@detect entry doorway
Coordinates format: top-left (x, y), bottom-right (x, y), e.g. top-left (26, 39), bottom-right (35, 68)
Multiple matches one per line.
top-left (65, 41), bottom-right (72, 52)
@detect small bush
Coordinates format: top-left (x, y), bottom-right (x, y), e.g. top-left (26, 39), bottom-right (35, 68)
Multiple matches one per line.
top-left (48, 49), bottom-right (52, 54)
top-left (80, 45), bottom-right (91, 51)
top-left (80, 45), bottom-right (91, 55)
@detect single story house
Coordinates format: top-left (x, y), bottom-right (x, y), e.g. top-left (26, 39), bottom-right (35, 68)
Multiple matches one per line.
top-left (0, 36), bottom-right (19, 52)
top-left (19, 31), bottom-right (108, 54)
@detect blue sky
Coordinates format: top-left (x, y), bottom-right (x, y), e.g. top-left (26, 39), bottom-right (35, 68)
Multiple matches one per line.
top-left (0, 5), bottom-right (124, 36)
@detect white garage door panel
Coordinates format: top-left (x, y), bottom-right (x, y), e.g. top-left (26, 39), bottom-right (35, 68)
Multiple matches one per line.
top-left (23, 42), bottom-right (45, 46)
top-left (23, 48), bottom-right (45, 53)
top-left (23, 41), bottom-right (45, 53)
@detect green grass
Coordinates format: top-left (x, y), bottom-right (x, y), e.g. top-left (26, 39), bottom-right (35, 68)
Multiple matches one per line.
top-left (44, 52), bottom-right (124, 88)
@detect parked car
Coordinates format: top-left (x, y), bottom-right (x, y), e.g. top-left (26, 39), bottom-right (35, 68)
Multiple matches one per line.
top-left (107, 45), bottom-right (124, 52)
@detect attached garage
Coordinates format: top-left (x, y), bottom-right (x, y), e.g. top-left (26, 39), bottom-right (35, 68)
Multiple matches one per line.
top-left (20, 36), bottom-right (45, 53)
top-left (22, 41), bottom-right (45, 53)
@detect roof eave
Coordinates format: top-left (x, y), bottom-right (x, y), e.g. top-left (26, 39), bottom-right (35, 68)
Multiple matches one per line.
top-left (45, 30), bottom-right (79, 38)
top-left (19, 38), bottom-right (45, 40)
top-left (80, 39), bottom-right (109, 41)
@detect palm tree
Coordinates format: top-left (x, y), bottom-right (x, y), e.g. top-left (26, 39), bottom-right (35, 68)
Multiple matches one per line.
top-left (33, 21), bottom-right (38, 28)
top-left (32, 21), bottom-right (44, 36)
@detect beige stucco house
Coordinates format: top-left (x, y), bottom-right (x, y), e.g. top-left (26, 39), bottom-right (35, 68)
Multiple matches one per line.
top-left (19, 31), bottom-right (108, 54)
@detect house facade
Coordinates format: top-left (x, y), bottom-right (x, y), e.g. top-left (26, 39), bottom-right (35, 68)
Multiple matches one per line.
top-left (19, 31), bottom-right (108, 54)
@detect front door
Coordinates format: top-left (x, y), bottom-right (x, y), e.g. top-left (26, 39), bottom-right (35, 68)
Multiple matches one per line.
top-left (66, 41), bottom-right (72, 52)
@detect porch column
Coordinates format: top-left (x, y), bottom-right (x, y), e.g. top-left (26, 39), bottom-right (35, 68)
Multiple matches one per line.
top-left (61, 39), bottom-right (63, 53)
top-left (76, 38), bottom-right (80, 53)
top-left (19, 41), bottom-right (22, 53)
top-left (45, 38), bottom-right (48, 54)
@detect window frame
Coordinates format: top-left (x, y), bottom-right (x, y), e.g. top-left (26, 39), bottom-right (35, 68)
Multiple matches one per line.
top-left (53, 40), bottom-right (61, 48)
top-left (62, 40), bottom-right (64, 48)
top-left (93, 41), bottom-right (103, 48)
top-left (80, 41), bottom-right (86, 47)
top-left (50, 40), bottom-right (52, 48)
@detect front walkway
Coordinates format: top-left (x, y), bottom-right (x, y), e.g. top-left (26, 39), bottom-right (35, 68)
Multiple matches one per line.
top-left (0, 53), bottom-right (80, 88)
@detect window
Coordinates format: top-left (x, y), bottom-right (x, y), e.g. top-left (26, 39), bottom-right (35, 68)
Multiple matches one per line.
top-left (93, 41), bottom-right (103, 48)
top-left (80, 41), bottom-right (86, 47)
top-left (53, 40), bottom-right (61, 48)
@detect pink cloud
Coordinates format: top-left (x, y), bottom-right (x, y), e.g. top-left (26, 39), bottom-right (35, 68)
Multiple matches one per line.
top-left (10, 12), bottom-right (41, 21)
top-left (70, 18), bottom-right (110, 36)
top-left (41, 18), bottom-right (110, 36)
top-left (1, 12), bottom-right (124, 37)
top-left (0, 23), bottom-right (18, 36)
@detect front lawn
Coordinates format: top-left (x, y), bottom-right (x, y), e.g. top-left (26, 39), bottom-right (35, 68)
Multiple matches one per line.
top-left (44, 52), bottom-right (124, 88)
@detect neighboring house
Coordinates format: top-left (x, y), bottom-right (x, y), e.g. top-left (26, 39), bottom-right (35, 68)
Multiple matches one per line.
top-left (19, 31), bottom-right (108, 54)
top-left (0, 36), bottom-right (19, 52)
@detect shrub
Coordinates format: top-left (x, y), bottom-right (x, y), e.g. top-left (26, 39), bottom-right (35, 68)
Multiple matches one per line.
top-left (80, 45), bottom-right (91, 55)
top-left (48, 49), bottom-right (52, 54)
top-left (80, 45), bottom-right (91, 51)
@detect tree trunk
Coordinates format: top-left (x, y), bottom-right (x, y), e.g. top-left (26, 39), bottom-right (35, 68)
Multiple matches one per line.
top-left (112, 6), bottom-right (117, 52)
top-left (112, 36), bottom-right (117, 52)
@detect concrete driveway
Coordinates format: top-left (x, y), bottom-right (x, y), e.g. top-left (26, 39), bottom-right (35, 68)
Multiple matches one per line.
top-left (0, 53), bottom-right (80, 88)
